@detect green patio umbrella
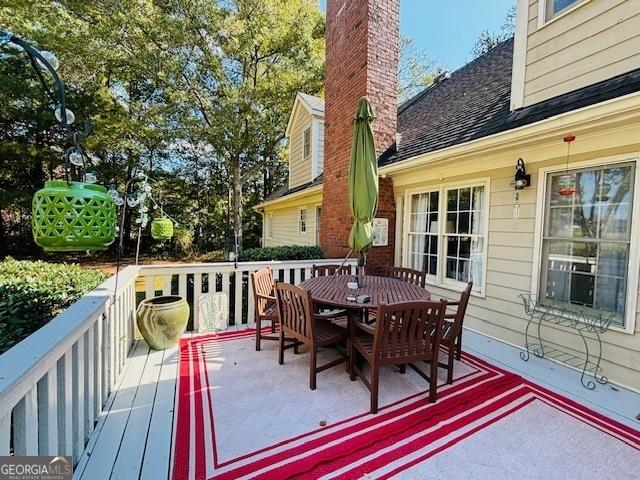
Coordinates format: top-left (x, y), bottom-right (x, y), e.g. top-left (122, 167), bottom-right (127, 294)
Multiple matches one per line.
top-left (348, 97), bottom-right (378, 277)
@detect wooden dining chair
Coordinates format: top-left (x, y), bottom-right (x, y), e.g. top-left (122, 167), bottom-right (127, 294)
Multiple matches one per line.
top-left (274, 281), bottom-right (348, 390)
top-left (311, 264), bottom-right (350, 319)
top-left (363, 267), bottom-right (428, 325)
top-left (439, 282), bottom-right (473, 384)
top-left (385, 266), bottom-right (426, 288)
top-left (350, 300), bottom-right (446, 414)
top-left (312, 264), bottom-right (351, 277)
top-left (250, 268), bottom-right (280, 351)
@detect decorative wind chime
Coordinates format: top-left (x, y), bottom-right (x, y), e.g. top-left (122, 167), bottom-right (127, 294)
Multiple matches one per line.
top-left (109, 173), bottom-right (178, 264)
top-left (2, 32), bottom-right (178, 257)
top-left (0, 31), bottom-right (118, 252)
top-left (557, 134), bottom-right (577, 196)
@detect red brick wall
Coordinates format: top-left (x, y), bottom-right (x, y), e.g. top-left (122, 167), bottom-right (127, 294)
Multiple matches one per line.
top-left (320, 0), bottom-right (399, 274)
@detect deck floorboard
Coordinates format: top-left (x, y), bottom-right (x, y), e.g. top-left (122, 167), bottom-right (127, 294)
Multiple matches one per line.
top-left (74, 327), bottom-right (640, 479)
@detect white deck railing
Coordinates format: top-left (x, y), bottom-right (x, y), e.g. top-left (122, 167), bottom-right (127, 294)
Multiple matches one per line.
top-left (137, 259), bottom-right (357, 330)
top-left (0, 265), bottom-right (139, 462)
top-left (0, 258), bottom-right (355, 464)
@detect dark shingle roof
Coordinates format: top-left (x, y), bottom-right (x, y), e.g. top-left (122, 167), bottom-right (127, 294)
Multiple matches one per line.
top-left (262, 174), bottom-right (323, 203)
top-left (381, 37), bottom-right (640, 166)
top-left (266, 37), bottom-right (640, 201)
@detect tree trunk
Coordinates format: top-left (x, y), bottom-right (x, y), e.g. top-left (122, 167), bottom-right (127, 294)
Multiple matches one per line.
top-left (231, 160), bottom-right (243, 252)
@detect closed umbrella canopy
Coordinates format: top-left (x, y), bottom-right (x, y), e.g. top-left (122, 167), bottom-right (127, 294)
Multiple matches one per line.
top-left (348, 97), bottom-right (378, 254)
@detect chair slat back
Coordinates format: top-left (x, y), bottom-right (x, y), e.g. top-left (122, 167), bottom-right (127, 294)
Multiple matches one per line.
top-left (374, 300), bottom-right (446, 360)
top-left (251, 268), bottom-right (274, 316)
top-left (386, 267), bottom-right (426, 288)
top-left (446, 282), bottom-right (473, 342)
top-left (274, 281), bottom-right (314, 342)
top-left (312, 264), bottom-right (351, 277)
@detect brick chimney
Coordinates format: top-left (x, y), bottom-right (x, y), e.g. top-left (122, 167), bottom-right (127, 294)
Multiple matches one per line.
top-left (320, 0), bottom-right (399, 274)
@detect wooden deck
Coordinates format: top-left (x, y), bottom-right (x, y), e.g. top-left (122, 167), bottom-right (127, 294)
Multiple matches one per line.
top-left (73, 328), bottom-right (640, 480)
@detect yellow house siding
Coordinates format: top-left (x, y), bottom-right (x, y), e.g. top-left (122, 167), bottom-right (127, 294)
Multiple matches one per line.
top-left (288, 106), bottom-right (313, 189)
top-left (522, 0), bottom-right (640, 107)
top-left (391, 119), bottom-right (640, 390)
top-left (262, 192), bottom-right (322, 248)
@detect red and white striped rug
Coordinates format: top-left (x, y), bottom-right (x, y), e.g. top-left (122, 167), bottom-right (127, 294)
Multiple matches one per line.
top-left (171, 328), bottom-right (640, 480)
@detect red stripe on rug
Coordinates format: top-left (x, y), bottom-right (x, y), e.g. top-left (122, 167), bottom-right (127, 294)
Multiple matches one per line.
top-left (322, 386), bottom-right (530, 480)
top-left (376, 396), bottom-right (538, 479)
top-left (172, 340), bottom-right (195, 480)
top-left (210, 368), bottom-right (498, 475)
top-left (526, 383), bottom-right (640, 447)
top-left (212, 375), bottom-right (522, 479)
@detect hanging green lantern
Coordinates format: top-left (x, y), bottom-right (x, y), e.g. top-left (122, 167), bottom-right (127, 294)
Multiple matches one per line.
top-left (32, 181), bottom-right (117, 251)
top-left (151, 217), bottom-right (174, 240)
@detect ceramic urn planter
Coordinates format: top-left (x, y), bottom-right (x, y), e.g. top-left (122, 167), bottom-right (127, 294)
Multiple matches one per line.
top-left (137, 295), bottom-right (189, 350)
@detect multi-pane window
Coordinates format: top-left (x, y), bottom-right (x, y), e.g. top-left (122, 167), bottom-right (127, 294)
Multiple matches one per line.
top-left (540, 163), bottom-right (635, 327)
top-left (444, 186), bottom-right (485, 285)
top-left (265, 213), bottom-right (273, 239)
top-left (406, 183), bottom-right (486, 292)
top-left (407, 191), bottom-right (439, 276)
top-left (299, 208), bottom-right (307, 234)
top-left (546, 0), bottom-right (581, 20)
top-left (303, 128), bottom-right (311, 160)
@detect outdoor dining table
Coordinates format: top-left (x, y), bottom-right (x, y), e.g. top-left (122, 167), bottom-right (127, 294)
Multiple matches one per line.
top-left (300, 274), bottom-right (432, 372)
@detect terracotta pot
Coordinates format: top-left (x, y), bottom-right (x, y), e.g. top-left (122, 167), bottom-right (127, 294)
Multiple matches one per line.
top-left (137, 295), bottom-right (189, 350)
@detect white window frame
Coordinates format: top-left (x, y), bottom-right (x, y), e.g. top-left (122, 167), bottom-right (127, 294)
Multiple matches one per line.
top-left (538, 0), bottom-right (589, 27)
top-left (298, 207), bottom-right (307, 235)
top-left (315, 204), bottom-right (322, 245)
top-left (402, 178), bottom-right (491, 298)
top-left (303, 127), bottom-right (311, 161)
top-left (265, 212), bottom-right (273, 239)
top-left (531, 155), bottom-right (640, 334)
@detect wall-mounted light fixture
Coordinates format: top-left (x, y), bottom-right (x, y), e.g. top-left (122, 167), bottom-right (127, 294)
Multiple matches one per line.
top-left (513, 158), bottom-right (530, 189)
top-left (511, 158), bottom-right (530, 224)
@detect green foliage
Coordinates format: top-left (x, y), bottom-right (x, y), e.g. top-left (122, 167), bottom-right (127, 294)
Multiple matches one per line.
top-left (238, 245), bottom-right (324, 262)
top-left (471, 5), bottom-right (516, 58)
top-left (0, 257), bottom-right (106, 354)
top-left (0, 0), bottom-right (326, 256)
top-left (398, 35), bottom-right (445, 104)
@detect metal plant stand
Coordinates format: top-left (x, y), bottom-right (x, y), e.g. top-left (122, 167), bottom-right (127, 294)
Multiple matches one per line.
top-left (519, 294), bottom-right (615, 390)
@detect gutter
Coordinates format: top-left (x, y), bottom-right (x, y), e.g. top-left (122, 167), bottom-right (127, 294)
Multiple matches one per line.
top-left (254, 184), bottom-right (323, 210)
top-left (379, 90), bottom-right (640, 176)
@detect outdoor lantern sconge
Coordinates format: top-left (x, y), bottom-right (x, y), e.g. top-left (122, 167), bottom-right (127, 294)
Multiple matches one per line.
top-left (511, 158), bottom-right (530, 223)
top-left (1, 31), bottom-right (117, 251)
top-left (513, 158), bottom-right (530, 190)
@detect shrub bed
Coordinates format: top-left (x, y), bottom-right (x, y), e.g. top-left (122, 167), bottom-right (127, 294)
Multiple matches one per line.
top-left (0, 257), bottom-right (107, 354)
top-left (238, 245), bottom-right (324, 262)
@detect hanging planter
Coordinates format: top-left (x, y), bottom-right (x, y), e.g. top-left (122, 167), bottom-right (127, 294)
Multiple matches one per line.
top-left (32, 180), bottom-right (117, 251)
top-left (151, 217), bottom-right (174, 240)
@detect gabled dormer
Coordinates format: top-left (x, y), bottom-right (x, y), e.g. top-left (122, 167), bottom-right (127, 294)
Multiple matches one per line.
top-left (285, 93), bottom-right (324, 189)
top-left (511, 0), bottom-right (640, 110)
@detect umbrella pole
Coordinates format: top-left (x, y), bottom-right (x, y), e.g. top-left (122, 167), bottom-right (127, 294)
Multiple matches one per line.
top-left (358, 252), bottom-right (365, 287)
top-left (336, 249), bottom-right (354, 278)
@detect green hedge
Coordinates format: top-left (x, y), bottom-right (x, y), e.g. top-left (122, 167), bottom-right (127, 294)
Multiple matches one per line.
top-left (238, 245), bottom-right (324, 262)
top-left (0, 257), bottom-right (107, 354)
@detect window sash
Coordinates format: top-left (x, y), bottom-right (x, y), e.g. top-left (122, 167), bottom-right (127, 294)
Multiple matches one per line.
top-left (540, 163), bottom-right (635, 326)
top-left (299, 208), bottom-right (307, 234)
top-left (545, 0), bottom-right (581, 20)
top-left (405, 182), bottom-right (487, 293)
top-left (303, 128), bottom-right (311, 159)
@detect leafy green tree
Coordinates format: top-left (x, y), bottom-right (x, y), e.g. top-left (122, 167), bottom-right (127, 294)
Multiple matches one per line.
top-left (398, 34), bottom-right (444, 104)
top-left (471, 5), bottom-right (516, 58)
